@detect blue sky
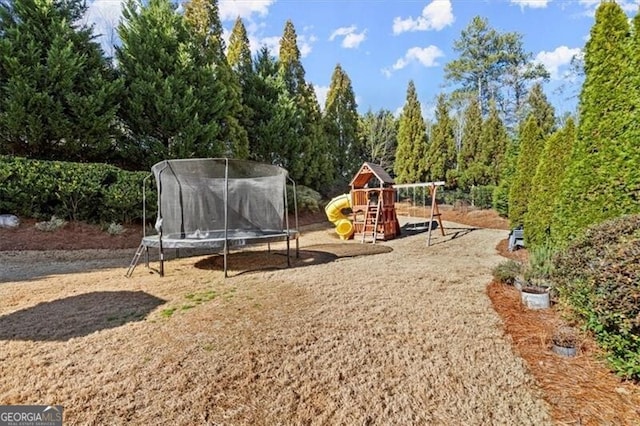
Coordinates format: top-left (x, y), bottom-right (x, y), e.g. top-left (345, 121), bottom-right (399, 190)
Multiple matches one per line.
top-left (84, 0), bottom-right (640, 118)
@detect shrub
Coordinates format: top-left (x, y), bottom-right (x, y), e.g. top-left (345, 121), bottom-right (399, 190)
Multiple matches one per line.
top-left (106, 222), bottom-right (125, 235)
top-left (35, 215), bottom-right (67, 232)
top-left (471, 185), bottom-right (495, 209)
top-left (552, 214), bottom-right (640, 380)
top-left (287, 185), bottom-right (322, 214)
top-left (492, 260), bottom-right (523, 285)
top-left (0, 156), bottom-right (151, 224)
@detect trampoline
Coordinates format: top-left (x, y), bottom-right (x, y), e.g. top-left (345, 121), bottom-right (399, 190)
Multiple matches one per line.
top-left (128, 158), bottom-right (299, 277)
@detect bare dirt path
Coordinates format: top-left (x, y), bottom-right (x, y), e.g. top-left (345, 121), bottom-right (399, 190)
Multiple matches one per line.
top-left (0, 220), bottom-right (552, 425)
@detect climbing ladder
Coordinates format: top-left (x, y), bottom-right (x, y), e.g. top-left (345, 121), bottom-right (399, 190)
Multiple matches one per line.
top-left (125, 242), bottom-right (146, 278)
top-left (361, 196), bottom-right (382, 244)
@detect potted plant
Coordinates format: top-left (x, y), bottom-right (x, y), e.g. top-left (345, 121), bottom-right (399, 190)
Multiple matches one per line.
top-left (551, 325), bottom-right (579, 357)
top-left (519, 244), bottom-right (555, 309)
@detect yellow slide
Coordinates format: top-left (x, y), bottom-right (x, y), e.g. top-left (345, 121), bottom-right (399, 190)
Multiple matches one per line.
top-left (324, 194), bottom-right (354, 240)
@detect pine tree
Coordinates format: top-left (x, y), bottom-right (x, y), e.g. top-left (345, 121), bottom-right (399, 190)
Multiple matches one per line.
top-left (457, 96), bottom-right (484, 189)
top-left (553, 1), bottom-right (640, 244)
top-left (524, 117), bottom-right (575, 248)
top-left (508, 114), bottom-right (545, 227)
top-left (427, 94), bottom-right (457, 182)
top-left (0, 0), bottom-right (122, 162)
top-left (184, 0), bottom-right (248, 158)
top-left (394, 81), bottom-right (428, 183)
top-left (323, 64), bottom-right (360, 185)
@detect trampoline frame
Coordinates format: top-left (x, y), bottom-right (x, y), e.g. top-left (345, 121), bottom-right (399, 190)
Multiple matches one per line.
top-left (134, 158), bottom-right (299, 277)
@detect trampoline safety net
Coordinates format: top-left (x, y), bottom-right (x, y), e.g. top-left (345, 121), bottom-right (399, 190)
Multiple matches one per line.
top-left (127, 158), bottom-right (298, 278)
top-left (153, 158), bottom-right (289, 238)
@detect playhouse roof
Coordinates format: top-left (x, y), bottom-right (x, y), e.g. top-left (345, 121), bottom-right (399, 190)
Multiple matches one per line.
top-left (349, 162), bottom-right (395, 188)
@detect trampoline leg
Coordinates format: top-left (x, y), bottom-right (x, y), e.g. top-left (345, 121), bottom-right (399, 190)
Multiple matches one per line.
top-left (223, 247), bottom-right (228, 278)
top-left (296, 237), bottom-right (299, 258)
top-left (267, 242), bottom-right (271, 253)
top-left (287, 238), bottom-right (291, 267)
top-left (159, 252), bottom-right (164, 277)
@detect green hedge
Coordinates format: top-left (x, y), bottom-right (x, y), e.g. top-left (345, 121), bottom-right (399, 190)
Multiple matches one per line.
top-left (552, 215), bottom-right (640, 380)
top-left (0, 156), bottom-right (153, 223)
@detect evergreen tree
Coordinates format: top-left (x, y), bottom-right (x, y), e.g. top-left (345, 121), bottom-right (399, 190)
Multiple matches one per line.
top-left (358, 109), bottom-right (397, 173)
top-left (427, 94), bottom-right (457, 183)
top-left (323, 64), bottom-right (360, 185)
top-left (227, 17), bottom-right (253, 78)
top-left (394, 81), bottom-right (428, 183)
top-left (478, 100), bottom-right (508, 185)
top-left (117, 0), bottom-right (224, 165)
top-left (244, 46), bottom-right (288, 163)
top-left (522, 82), bottom-right (556, 136)
top-left (508, 114), bottom-right (545, 227)
top-left (457, 96), bottom-right (484, 189)
top-left (553, 1), bottom-right (640, 244)
top-left (277, 20), bottom-right (330, 190)
top-left (524, 117), bottom-right (575, 248)
top-left (0, 0), bottom-right (122, 162)
top-left (184, 0), bottom-right (248, 158)
top-left (226, 17), bottom-right (254, 157)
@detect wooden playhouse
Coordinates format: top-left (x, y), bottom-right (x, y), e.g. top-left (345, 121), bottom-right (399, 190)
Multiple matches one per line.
top-left (350, 162), bottom-right (400, 242)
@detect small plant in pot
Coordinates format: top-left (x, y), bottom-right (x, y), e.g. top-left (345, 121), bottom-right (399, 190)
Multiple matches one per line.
top-left (491, 260), bottom-right (524, 286)
top-left (520, 244), bottom-right (555, 309)
top-left (551, 325), bottom-right (579, 357)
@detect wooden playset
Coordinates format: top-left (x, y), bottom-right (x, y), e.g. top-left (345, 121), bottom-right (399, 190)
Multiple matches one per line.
top-left (349, 162), bottom-right (400, 242)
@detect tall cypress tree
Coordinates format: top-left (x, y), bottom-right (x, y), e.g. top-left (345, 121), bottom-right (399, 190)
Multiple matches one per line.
top-left (508, 114), bottom-right (545, 227)
top-left (394, 80), bottom-right (428, 183)
top-left (478, 100), bottom-right (507, 185)
top-left (323, 64), bottom-right (360, 185)
top-left (184, 0), bottom-right (248, 158)
top-left (277, 20), bottom-right (329, 189)
top-left (0, 0), bottom-right (122, 162)
top-left (427, 94), bottom-right (457, 182)
top-left (524, 117), bottom-right (576, 248)
top-left (457, 96), bottom-right (484, 189)
top-left (553, 1), bottom-right (640, 244)
top-left (226, 17), bottom-right (254, 157)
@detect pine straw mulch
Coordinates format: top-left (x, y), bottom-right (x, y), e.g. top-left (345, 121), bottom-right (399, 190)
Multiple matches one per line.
top-left (489, 241), bottom-right (640, 425)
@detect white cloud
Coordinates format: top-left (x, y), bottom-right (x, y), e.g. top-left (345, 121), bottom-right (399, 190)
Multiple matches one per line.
top-left (391, 46), bottom-right (444, 71)
top-left (329, 25), bottom-right (366, 48)
top-left (219, 0), bottom-right (275, 21)
top-left (299, 34), bottom-right (316, 58)
top-left (314, 85), bottom-right (330, 110)
top-left (535, 46), bottom-right (581, 79)
top-left (511, 0), bottom-right (551, 9)
top-left (392, 0), bottom-right (454, 35)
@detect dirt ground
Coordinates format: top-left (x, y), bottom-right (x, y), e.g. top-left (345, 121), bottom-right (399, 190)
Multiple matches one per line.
top-left (0, 207), bottom-right (638, 424)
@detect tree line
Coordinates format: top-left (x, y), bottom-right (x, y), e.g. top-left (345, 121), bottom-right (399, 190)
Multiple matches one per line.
top-left (1, 0), bottom-right (638, 247)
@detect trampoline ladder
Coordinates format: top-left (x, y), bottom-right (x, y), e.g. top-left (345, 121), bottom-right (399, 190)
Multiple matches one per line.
top-left (125, 242), bottom-right (145, 278)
